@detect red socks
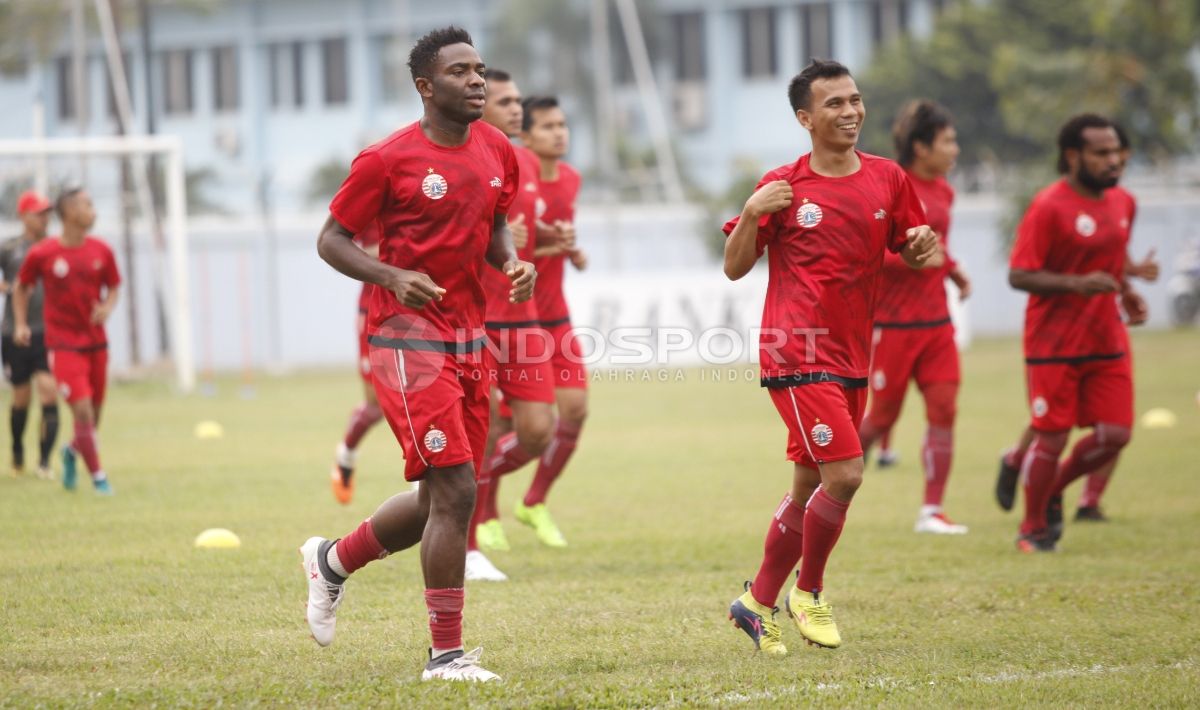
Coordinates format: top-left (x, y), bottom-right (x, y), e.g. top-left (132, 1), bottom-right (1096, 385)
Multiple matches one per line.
top-left (751, 494), bottom-right (806, 608)
top-left (343, 402), bottom-right (382, 450)
top-left (1051, 425), bottom-right (1130, 498)
top-left (796, 488), bottom-right (850, 593)
top-left (523, 419), bottom-right (581, 507)
top-left (425, 587), bottom-right (465, 651)
top-left (334, 518), bottom-right (388, 575)
top-left (1081, 468), bottom-right (1113, 508)
top-left (921, 426), bottom-right (954, 507)
top-left (484, 432), bottom-right (535, 479)
top-left (72, 421), bottom-right (102, 475)
top-left (1019, 432), bottom-right (1068, 534)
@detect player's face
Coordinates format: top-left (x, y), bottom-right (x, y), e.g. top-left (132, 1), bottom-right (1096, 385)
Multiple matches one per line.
top-left (917, 125), bottom-right (959, 176)
top-left (423, 43), bottom-right (486, 123)
top-left (20, 209), bottom-right (50, 238)
top-left (483, 80), bottom-right (523, 138)
top-left (1073, 126), bottom-right (1122, 191)
top-left (522, 107), bottom-right (569, 160)
top-left (65, 191), bottom-right (97, 230)
top-left (797, 75), bottom-right (864, 150)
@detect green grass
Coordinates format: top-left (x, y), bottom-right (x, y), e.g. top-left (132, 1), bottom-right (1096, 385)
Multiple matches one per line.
top-left (2, 330), bottom-right (1199, 708)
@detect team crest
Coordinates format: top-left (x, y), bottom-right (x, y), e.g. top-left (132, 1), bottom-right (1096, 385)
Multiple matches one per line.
top-left (422, 169), bottom-right (449, 200)
top-left (424, 428), bottom-right (448, 453)
top-left (524, 180), bottom-right (537, 193)
top-left (810, 422), bottom-right (834, 447)
top-left (535, 196), bottom-right (547, 219)
top-left (872, 370), bottom-right (886, 391)
top-left (52, 257), bottom-right (69, 278)
top-left (1075, 213), bottom-right (1096, 238)
top-left (1032, 396), bottom-right (1049, 418)
top-left (796, 199), bottom-right (823, 229)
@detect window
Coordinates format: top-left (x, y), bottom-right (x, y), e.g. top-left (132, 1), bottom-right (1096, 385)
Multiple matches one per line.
top-left (377, 34), bottom-right (408, 103)
top-left (321, 38), bottom-right (348, 105)
top-left (56, 56), bottom-right (77, 120)
top-left (212, 46), bottom-right (239, 112)
top-left (669, 12), bottom-right (705, 82)
top-left (740, 7), bottom-right (777, 79)
top-left (871, 0), bottom-right (909, 48)
top-left (268, 41), bottom-right (305, 109)
top-left (800, 3), bottom-right (834, 61)
top-left (105, 53), bottom-right (135, 120)
top-left (161, 49), bottom-right (194, 115)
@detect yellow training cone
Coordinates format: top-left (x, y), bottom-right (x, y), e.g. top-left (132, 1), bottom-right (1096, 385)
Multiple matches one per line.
top-left (194, 420), bottom-right (225, 439)
top-left (1141, 408), bottom-right (1177, 430)
top-left (194, 528), bottom-right (241, 549)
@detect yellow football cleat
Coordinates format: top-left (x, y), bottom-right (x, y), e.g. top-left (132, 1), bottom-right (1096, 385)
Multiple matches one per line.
top-left (513, 501), bottom-right (567, 548)
top-left (476, 518), bottom-right (511, 552)
top-left (729, 582), bottom-right (787, 656)
top-left (785, 587), bottom-right (842, 648)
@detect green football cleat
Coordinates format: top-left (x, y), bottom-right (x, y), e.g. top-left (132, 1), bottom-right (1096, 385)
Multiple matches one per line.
top-left (785, 587), bottom-right (842, 648)
top-left (729, 582), bottom-right (787, 656)
top-left (513, 501), bottom-right (567, 548)
top-left (476, 518), bottom-right (511, 552)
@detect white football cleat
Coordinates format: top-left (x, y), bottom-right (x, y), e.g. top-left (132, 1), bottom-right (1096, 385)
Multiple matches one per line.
top-left (299, 536), bottom-right (345, 646)
top-left (914, 511), bottom-right (968, 535)
top-left (421, 647), bottom-right (501, 682)
top-left (465, 550), bottom-right (508, 582)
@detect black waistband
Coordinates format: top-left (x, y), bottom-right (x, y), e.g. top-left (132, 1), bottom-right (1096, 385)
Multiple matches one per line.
top-left (760, 372), bottom-right (869, 389)
top-left (367, 334), bottom-right (487, 355)
top-left (875, 317), bottom-right (952, 330)
top-left (48, 342), bottom-right (108, 353)
top-left (1025, 352), bottom-right (1126, 366)
top-left (485, 319), bottom-right (541, 330)
top-left (539, 317), bottom-right (571, 328)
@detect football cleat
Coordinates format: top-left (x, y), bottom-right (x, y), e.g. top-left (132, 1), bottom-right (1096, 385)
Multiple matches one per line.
top-left (421, 647), bottom-right (500, 683)
top-left (330, 443), bottom-right (356, 505)
top-left (464, 550), bottom-right (508, 582)
top-left (876, 448), bottom-right (899, 469)
top-left (299, 537), bottom-right (345, 646)
top-left (786, 586), bottom-right (842, 648)
top-left (728, 582), bottom-right (787, 656)
top-left (36, 465), bottom-right (54, 481)
top-left (93, 478), bottom-right (114, 496)
top-left (514, 501), bottom-right (567, 548)
top-left (475, 518), bottom-right (511, 552)
top-left (1046, 494), bottom-right (1064, 543)
top-left (995, 455), bottom-right (1020, 511)
top-left (1075, 505), bottom-right (1108, 522)
top-left (61, 446), bottom-right (77, 491)
top-left (1015, 529), bottom-right (1057, 554)
top-left (914, 511), bottom-right (968, 535)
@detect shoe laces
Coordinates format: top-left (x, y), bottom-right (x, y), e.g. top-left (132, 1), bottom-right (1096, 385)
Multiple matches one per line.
top-left (762, 609), bottom-right (784, 644)
top-left (320, 577), bottom-right (344, 611)
top-left (805, 601), bottom-right (834, 626)
top-left (441, 648), bottom-right (492, 677)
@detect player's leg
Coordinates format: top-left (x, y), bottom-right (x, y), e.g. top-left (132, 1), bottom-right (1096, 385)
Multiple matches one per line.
top-left (9, 382), bottom-right (31, 475)
top-left (331, 326), bottom-right (383, 504)
top-left (1077, 456), bottom-right (1117, 520)
top-left (876, 430), bottom-right (899, 468)
top-left (859, 329), bottom-right (913, 465)
top-left (995, 425), bottom-right (1033, 512)
top-left (475, 397), bottom-right (552, 552)
top-left (516, 385), bottom-right (584, 547)
top-left (475, 391), bottom-right (511, 538)
top-left (34, 362), bottom-right (59, 479)
top-left (912, 326), bottom-right (965, 534)
top-left (52, 350), bottom-right (108, 493)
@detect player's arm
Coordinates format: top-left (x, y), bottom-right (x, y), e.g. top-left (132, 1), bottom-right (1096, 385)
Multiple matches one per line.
top-left (11, 280), bottom-right (33, 346)
top-left (724, 180), bottom-right (791, 280)
top-left (317, 216), bottom-right (445, 308)
top-left (1125, 248), bottom-right (1159, 282)
top-left (1008, 268), bottom-right (1120, 295)
top-left (486, 213), bottom-right (536, 304)
top-left (91, 284), bottom-right (120, 324)
top-left (900, 226), bottom-right (939, 268)
top-left (948, 264), bottom-right (972, 300)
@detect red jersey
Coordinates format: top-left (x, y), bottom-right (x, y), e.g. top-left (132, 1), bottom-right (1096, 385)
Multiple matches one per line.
top-left (875, 173), bottom-right (955, 326)
top-left (533, 161), bottom-right (581, 324)
top-left (483, 146), bottom-right (541, 327)
top-left (723, 152), bottom-right (925, 381)
top-left (330, 121), bottom-right (519, 345)
top-left (16, 236), bottom-right (120, 351)
top-left (1010, 179), bottom-right (1134, 362)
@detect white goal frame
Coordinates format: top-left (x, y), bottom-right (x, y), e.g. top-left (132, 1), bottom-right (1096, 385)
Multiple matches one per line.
top-left (0, 134), bottom-right (195, 394)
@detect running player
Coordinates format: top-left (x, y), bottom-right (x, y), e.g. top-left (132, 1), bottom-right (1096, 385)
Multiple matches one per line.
top-left (1007, 114), bottom-right (1144, 552)
top-left (0, 190), bottom-right (60, 480)
top-left (858, 100), bottom-right (971, 535)
top-left (300, 27), bottom-right (533, 682)
top-left (723, 60), bottom-right (937, 652)
top-left (13, 188), bottom-right (120, 495)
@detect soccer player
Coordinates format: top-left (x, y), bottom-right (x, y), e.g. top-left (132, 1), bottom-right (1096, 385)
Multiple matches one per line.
top-left (858, 100), bottom-right (971, 535)
top-left (1006, 113), bottom-right (1145, 553)
top-left (300, 27), bottom-right (533, 683)
top-left (13, 188), bottom-right (120, 495)
top-left (328, 224), bottom-right (383, 505)
top-left (479, 95), bottom-right (587, 549)
top-left (466, 69), bottom-right (557, 579)
top-left (723, 60), bottom-right (937, 652)
top-left (0, 191), bottom-right (60, 480)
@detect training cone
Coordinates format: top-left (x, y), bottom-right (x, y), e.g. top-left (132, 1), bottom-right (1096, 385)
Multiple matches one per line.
top-left (194, 420), bottom-right (225, 439)
top-left (194, 528), bottom-right (241, 549)
top-left (1140, 408), bottom-right (1177, 430)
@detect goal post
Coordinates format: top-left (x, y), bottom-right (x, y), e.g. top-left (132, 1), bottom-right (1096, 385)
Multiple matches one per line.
top-left (0, 134), bottom-right (195, 394)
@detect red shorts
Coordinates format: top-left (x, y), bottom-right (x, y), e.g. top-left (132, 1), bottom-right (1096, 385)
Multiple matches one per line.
top-left (486, 326), bottom-right (556, 405)
top-left (867, 323), bottom-right (959, 413)
top-left (544, 319), bottom-right (588, 389)
top-left (356, 311), bottom-right (372, 383)
top-left (1025, 355), bottom-right (1133, 432)
top-left (49, 348), bottom-right (108, 407)
top-left (768, 382), bottom-right (868, 468)
top-left (369, 345), bottom-right (490, 482)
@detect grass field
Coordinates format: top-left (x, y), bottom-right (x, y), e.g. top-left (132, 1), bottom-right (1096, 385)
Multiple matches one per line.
top-left (1, 330), bottom-right (1198, 708)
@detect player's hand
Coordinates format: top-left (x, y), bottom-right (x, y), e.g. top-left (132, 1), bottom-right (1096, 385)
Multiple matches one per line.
top-left (13, 324), bottom-right (31, 347)
top-left (1128, 248), bottom-right (1159, 282)
top-left (1121, 289), bottom-right (1149, 325)
top-left (91, 302), bottom-right (114, 324)
top-left (949, 266), bottom-right (972, 300)
top-left (555, 220), bottom-right (577, 248)
top-left (509, 213), bottom-right (528, 250)
top-left (744, 180), bottom-right (792, 219)
top-left (504, 259), bottom-right (536, 303)
top-left (569, 248), bottom-right (588, 271)
top-left (1074, 271), bottom-right (1121, 295)
top-left (385, 269), bottom-right (446, 309)
top-left (903, 225), bottom-right (939, 264)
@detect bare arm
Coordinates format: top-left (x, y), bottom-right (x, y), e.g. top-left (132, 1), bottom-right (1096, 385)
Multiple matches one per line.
top-left (900, 225), bottom-right (939, 269)
top-left (1008, 268), bottom-right (1120, 296)
top-left (91, 285), bottom-right (120, 324)
top-left (724, 180), bottom-right (792, 281)
top-left (486, 213), bottom-right (536, 303)
top-left (316, 215), bottom-right (445, 308)
top-left (12, 281), bottom-right (32, 345)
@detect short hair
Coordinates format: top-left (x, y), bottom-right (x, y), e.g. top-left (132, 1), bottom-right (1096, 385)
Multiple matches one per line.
top-left (892, 100), bottom-right (954, 167)
top-left (521, 95), bottom-right (559, 132)
top-left (407, 26), bottom-right (474, 82)
top-left (1056, 113), bottom-right (1115, 174)
top-left (55, 187), bottom-right (84, 219)
top-left (787, 59), bottom-right (851, 113)
top-left (483, 68), bottom-right (511, 83)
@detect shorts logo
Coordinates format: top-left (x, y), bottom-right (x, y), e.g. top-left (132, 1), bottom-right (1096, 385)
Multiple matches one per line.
top-left (1032, 396), bottom-right (1049, 418)
top-left (490, 177), bottom-right (503, 188)
top-left (872, 370), bottom-right (886, 391)
top-left (52, 257), bottom-right (69, 278)
top-left (424, 428), bottom-right (448, 453)
top-left (810, 423), bottom-right (834, 447)
top-left (1075, 213), bottom-right (1096, 238)
top-left (422, 169), bottom-right (449, 200)
top-left (796, 199), bottom-right (823, 229)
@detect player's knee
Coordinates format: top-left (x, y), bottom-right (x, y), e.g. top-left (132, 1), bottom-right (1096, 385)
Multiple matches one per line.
top-left (559, 399), bottom-right (587, 427)
top-left (1033, 430), bottom-right (1070, 456)
top-left (518, 419), bottom-right (554, 456)
top-left (1096, 423), bottom-right (1132, 450)
top-left (823, 459), bottom-right (864, 498)
top-left (921, 383), bottom-right (958, 428)
top-left (426, 465), bottom-right (477, 521)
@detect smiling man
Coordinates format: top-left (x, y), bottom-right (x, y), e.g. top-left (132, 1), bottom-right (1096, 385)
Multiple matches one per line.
top-left (299, 26), bottom-right (534, 682)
